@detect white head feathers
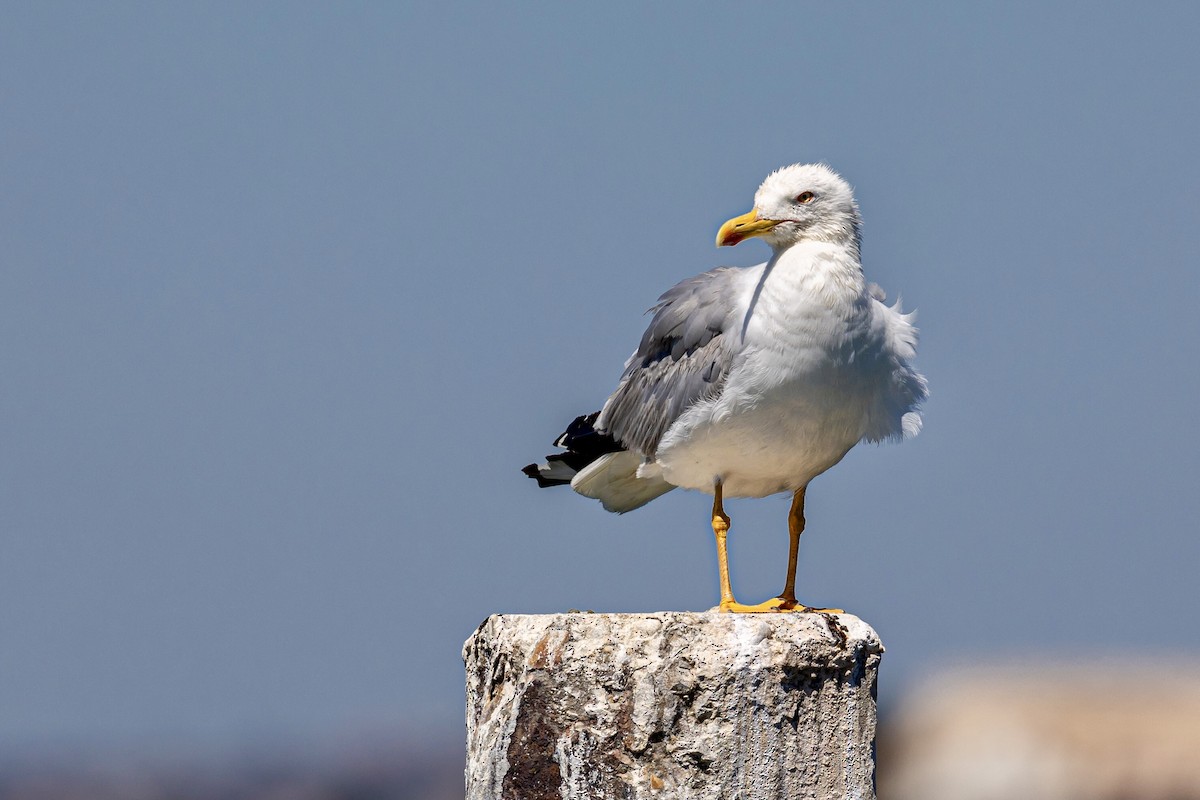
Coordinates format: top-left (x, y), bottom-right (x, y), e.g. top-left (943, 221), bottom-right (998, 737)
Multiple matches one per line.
top-left (752, 163), bottom-right (862, 252)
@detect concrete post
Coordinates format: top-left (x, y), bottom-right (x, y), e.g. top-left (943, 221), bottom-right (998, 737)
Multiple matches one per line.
top-left (464, 612), bottom-right (883, 800)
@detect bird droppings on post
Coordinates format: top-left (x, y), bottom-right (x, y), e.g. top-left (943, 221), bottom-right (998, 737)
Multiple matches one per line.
top-left (465, 613), bottom-right (883, 800)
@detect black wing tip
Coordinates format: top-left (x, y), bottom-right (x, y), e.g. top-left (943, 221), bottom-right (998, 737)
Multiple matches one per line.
top-left (522, 462), bottom-right (572, 488)
top-left (555, 411), bottom-right (603, 446)
top-left (525, 410), bottom-right (625, 490)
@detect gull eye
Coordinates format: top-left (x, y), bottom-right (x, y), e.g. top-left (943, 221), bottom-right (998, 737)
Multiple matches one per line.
top-left (795, 191), bottom-right (815, 204)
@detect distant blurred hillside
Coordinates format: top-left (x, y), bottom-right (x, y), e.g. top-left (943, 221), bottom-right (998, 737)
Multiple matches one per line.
top-left (879, 662), bottom-right (1200, 800)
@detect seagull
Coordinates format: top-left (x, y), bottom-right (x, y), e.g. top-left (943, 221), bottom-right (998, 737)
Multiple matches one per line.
top-left (523, 164), bottom-right (927, 613)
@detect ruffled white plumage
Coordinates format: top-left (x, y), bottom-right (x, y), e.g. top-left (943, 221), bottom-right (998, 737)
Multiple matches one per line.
top-left (650, 239), bottom-right (926, 499)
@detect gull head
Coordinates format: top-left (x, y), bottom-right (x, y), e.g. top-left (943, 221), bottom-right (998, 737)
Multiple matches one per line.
top-left (716, 163), bottom-right (861, 252)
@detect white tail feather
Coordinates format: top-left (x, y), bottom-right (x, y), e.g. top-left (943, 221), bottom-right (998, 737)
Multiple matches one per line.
top-left (570, 452), bottom-right (674, 513)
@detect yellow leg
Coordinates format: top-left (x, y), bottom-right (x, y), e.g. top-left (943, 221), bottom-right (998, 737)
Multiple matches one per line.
top-left (781, 487), bottom-right (803, 605)
top-left (717, 486), bottom-right (842, 614)
top-left (711, 481), bottom-right (736, 607)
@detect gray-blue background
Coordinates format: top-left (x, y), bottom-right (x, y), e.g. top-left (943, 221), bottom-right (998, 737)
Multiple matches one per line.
top-left (3, 2), bottom-right (1198, 753)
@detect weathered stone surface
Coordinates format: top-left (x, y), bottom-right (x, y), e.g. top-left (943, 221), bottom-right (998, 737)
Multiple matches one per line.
top-left (464, 612), bottom-right (883, 800)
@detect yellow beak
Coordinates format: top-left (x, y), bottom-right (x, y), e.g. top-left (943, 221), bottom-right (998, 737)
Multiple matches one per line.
top-left (716, 208), bottom-right (780, 247)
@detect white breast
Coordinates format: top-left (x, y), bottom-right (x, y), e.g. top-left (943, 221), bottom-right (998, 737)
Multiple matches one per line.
top-left (653, 243), bottom-right (883, 497)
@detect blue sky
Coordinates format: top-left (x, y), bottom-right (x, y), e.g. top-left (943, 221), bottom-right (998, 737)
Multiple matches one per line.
top-left (2, 2), bottom-right (1198, 752)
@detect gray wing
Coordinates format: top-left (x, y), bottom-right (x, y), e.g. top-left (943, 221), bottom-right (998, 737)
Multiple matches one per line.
top-left (596, 267), bottom-right (743, 458)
